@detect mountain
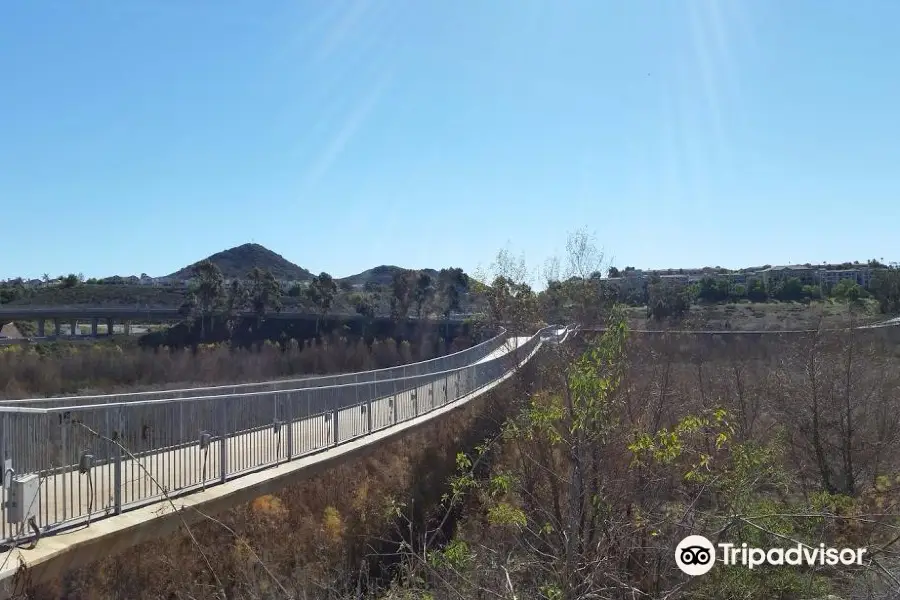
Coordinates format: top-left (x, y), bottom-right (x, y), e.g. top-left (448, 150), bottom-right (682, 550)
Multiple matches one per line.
top-left (167, 243), bottom-right (313, 281)
top-left (338, 265), bottom-right (440, 288)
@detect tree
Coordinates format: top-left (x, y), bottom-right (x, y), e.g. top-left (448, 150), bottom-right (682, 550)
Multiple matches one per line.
top-left (486, 276), bottom-right (512, 325)
top-left (560, 230), bottom-right (609, 327)
top-left (390, 270), bottom-right (414, 321)
top-left (482, 275), bottom-right (540, 331)
top-left (607, 266), bottom-right (621, 278)
top-left (413, 308), bottom-right (676, 598)
top-left (801, 284), bottom-right (822, 302)
top-left (565, 228), bottom-right (604, 280)
top-left (192, 260), bottom-right (225, 337)
top-left (436, 267), bottom-right (468, 339)
top-left (61, 273), bottom-right (80, 288)
top-left (647, 280), bottom-right (690, 322)
top-left (437, 268), bottom-right (468, 319)
top-left (413, 272), bottom-right (434, 318)
top-left (306, 272), bottom-right (337, 333)
top-left (509, 281), bottom-right (539, 326)
top-left (773, 277), bottom-right (804, 302)
top-left (225, 279), bottom-right (248, 331)
top-left (871, 267), bottom-right (900, 314)
top-left (177, 293), bottom-right (198, 329)
top-left (247, 267), bottom-right (282, 329)
top-left (698, 276), bottom-right (729, 303)
top-left (539, 280), bottom-right (567, 324)
top-left (350, 292), bottom-right (376, 337)
top-left (747, 278), bottom-right (768, 302)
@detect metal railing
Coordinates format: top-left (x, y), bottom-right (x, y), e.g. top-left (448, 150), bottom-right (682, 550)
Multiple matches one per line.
top-left (2, 327), bottom-right (510, 408)
top-left (0, 326), bottom-right (567, 544)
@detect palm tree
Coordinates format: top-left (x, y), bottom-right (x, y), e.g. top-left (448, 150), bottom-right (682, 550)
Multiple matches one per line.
top-left (192, 260), bottom-right (224, 337)
top-left (225, 280), bottom-right (248, 332)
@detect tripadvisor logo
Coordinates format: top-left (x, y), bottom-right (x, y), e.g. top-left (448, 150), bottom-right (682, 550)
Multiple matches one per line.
top-left (676, 535), bottom-right (716, 576)
top-left (675, 535), bottom-right (867, 576)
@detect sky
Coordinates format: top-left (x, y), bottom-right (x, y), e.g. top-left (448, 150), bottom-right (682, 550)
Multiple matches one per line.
top-left (2, 1), bottom-right (898, 284)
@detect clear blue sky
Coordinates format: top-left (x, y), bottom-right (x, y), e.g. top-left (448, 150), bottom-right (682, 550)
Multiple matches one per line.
top-left (2, 1), bottom-right (898, 282)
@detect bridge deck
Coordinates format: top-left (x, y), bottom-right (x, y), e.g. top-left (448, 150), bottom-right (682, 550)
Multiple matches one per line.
top-left (0, 330), bottom-right (546, 598)
top-left (0, 331), bottom-right (558, 596)
top-left (11, 336), bottom-right (533, 541)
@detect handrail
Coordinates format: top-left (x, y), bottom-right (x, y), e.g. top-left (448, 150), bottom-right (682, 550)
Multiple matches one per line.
top-left (0, 326), bottom-right (508, 406)
top-left (0, 336), bottom-right (525, 414)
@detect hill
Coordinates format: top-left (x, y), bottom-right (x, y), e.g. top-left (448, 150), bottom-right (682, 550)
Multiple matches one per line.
top-left (339, 265), bottom-right (440, 287)
top-left (167, 243), bottom-right (313, 281)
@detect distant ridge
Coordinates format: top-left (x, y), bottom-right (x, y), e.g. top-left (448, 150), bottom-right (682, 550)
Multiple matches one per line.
top-left (167, 243), bottom-right (313, 281)
top-left (338, 265), bottom-right (440, 287)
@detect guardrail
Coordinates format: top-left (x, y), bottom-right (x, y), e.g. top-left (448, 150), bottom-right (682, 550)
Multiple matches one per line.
top-left (0, 325), bottom-right (567, 545)
top-left (2, 327), bottom-right (510, 408)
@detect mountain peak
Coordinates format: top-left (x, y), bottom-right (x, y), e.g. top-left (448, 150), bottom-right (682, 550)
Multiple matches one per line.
top-left (167, 244), bottom-right (313, 281)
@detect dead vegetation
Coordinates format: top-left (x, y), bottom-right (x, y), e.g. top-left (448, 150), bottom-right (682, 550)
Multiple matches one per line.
top-left (10, 323), bottom-right (900, 600)
top-left (624, 298), bottom-right (884, 331)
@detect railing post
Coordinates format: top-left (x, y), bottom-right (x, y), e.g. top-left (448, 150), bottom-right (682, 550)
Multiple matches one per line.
top-left (219, 398), bottom-right (228, 483)
top-left (391, 386), bottom-right (400, 425)
top-left (285, 393), bottom-right (293, 461)
top-left (333, 391), bottom-right (340, 447)
top-left (114, 406), bottom-right (123, 515)
top-left (393, 369), bottom-right (400, 424)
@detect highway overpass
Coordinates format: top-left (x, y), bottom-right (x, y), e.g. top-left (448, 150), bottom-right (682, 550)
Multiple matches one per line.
top-left (0, 325), bottom-right (572, 596)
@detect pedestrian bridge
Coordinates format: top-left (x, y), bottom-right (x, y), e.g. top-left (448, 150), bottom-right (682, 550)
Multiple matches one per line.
top-left (0, 324), bottom-right (572, 594)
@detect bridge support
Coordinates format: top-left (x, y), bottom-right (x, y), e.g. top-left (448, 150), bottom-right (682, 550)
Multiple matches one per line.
top-left (70, 320), bottom-right (77, 337)
top-left (37, 319), bottom-right (45, 337)
top-left (123, 321), bottom-right (131, 336)
top-left (53, 319), bottom-right (61, 337)
top-left (106, 318), bottom-right (114, 336)
top-left (91, 318), bottom-right (98, 337)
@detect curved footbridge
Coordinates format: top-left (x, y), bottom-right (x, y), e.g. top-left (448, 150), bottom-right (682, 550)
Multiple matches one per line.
top-left (0, 325), bottom-right (572, 594)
